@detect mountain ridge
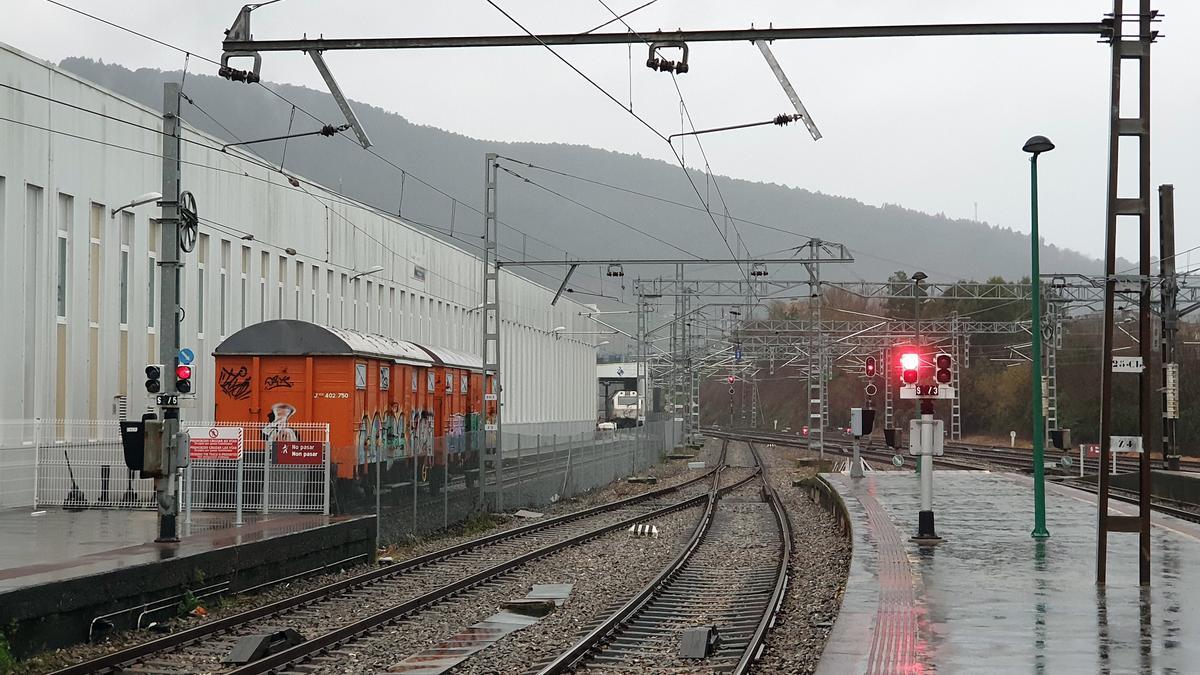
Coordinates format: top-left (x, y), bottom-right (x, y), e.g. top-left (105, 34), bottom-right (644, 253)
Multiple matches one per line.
top-left (59, 56), bottom-right (1108, 286)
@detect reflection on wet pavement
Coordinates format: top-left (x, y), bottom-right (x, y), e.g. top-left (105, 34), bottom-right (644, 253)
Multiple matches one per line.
top-left (820, 471), bottom-right (1200, 674)
top-left (0, 508), bottom-right (352, 591)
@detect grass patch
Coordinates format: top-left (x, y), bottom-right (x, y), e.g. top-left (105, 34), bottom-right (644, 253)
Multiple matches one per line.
top-left (457, 511), bottom-right (500, 537)
top-left (0, 630), bottom-right (16, 675)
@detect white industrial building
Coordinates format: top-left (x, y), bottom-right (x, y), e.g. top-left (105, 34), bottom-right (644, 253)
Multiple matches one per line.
top-left (0, 42), bottom-right (597, 438)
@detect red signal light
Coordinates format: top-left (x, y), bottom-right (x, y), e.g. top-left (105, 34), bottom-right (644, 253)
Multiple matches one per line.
top-left (900, 351), bottom-right (919, 384)
top-left (176, 364), bottom-right (192, 380)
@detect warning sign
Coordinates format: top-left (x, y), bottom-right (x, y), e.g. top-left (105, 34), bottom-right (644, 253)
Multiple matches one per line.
top-left (274, 441), bottom-right (324, 465)
top-left (188, 426), bottom-right (243, 460)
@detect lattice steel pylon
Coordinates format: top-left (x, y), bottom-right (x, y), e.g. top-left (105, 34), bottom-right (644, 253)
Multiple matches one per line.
top-left (804, 240), bottom-right (825, 459)
top-left (1097, 0), bottom-right (1156, 586)
top-left (950, 313), bottom-right (962, 441)
top-left (1044, 302), bottom-right (1062, 438)
top-left (750, 372), bottom-right (760, 428)
top-left (481, 153), bottom-right (503, 509)
top-left (883, 345), bottom-right (894, 433)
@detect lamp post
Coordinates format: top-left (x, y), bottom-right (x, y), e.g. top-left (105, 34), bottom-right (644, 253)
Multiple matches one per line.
top-left (1023, 134), bottom-right (1054, 540)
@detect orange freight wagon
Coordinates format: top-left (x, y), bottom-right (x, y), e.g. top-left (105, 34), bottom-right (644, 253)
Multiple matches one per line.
top-left (213, 320), bottom-right (485, 504)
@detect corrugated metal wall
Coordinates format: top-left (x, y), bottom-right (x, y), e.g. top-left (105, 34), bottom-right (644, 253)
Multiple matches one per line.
top-left (0, 43), bottom-right (595, 436)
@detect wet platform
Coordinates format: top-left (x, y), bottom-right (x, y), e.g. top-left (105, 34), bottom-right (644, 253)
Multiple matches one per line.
top-left (817, 470), bottom-right (1200, 674)
top-left (0, 508), bottom-right (375, 659)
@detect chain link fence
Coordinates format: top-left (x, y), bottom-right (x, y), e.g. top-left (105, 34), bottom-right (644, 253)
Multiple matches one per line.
top-left (3, 417), bottom-right (681, 548)
top-left (12, 419), bottom-right (330, 516)
top-left (366, 418), bottom-right (679, 545)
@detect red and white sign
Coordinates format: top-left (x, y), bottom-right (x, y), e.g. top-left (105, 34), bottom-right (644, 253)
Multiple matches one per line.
top-left (1082, 444), bottom-right (1101, 459)
top-left (274, 441), bottom-right (324, 465)
top-left (188, 426), bottom-right (243, 460)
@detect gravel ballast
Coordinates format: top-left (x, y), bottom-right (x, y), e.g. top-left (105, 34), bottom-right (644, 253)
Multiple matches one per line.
top-left (304, 503), bottom-right (706, 674)
top-left (751, 442), bottom-right (852, 674)
top-left (11, 448), bottom-right (720, 675)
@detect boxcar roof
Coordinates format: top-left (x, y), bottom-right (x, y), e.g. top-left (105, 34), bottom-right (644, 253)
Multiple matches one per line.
top-left (415, 345), bottom-right (484, 370)
top-left (215, 319), bottom-right (432, 365)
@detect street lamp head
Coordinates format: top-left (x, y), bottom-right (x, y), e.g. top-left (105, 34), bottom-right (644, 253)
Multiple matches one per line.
top-left (110, 191), bottom-right (163, 217)
top-left (552, 326), bottom-right (567, 333)
top-left (1022, 135), bottom-right (1055, 155)
top-left (350, 264), bottom-right (385, 280)
top-left (911, 271), bottom-right (928, 283)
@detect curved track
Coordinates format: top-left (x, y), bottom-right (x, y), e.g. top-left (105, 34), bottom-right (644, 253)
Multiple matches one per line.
top-left (534, 441), bottom-right (791, 674)
top-left (708, 427), bottom-right (1200, 525)
top-left (52, 450), bottom-right (728, 675)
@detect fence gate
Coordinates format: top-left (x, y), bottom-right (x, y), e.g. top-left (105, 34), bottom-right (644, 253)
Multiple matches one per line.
top-left (32, 419), bottom-right (330, 515)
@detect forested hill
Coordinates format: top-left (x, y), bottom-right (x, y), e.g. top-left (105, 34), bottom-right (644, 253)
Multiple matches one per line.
top-left (61, 56), bottom-right (1106, 284)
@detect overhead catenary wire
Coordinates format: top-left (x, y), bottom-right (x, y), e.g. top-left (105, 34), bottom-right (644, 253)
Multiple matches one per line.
top-left (0, 105), bottom-right (608, 304)
top-left (43, 0), bottom-right (971, 290)
top-left (484, 0), bottom-right (750, 284)
top-left (38, 0), bottom-right (608, 292)
top-left (495, 163), bottom-right (705, 259)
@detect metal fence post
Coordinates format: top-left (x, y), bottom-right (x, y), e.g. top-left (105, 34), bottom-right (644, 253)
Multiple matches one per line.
top-left (32, 417), bottom-right (42, 508)
top-left (412, 450), bottom-right (418, 538)
top-left (322, 424), bottom-right (331, 516)
top-left (443, 438), bottom-right (449, 529)
top-left (262, 441), bottom-right (272, 515)
top-left (235, 451), bottom-right (244, 525)
top-left (184, 463), bottom-right (193, 525)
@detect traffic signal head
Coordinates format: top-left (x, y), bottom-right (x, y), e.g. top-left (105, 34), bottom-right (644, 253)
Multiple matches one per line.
top-left (900, 351), bottom-right (919, 384)
top-left (865, 356), bottom-right (877, 378)
top-left (175, 362), bottom-right (193, 393)
top-left (145, 364), bottom-right (163, 394)
top-left (935, 352), bottom-right (953, 384)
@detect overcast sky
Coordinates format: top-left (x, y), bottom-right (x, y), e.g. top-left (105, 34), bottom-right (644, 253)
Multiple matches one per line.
top-left (6, 0), bottom-right (1198, 268)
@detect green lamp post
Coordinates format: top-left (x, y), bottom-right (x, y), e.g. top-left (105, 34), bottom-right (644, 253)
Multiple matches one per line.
top-left (1023, 134), bottom-right (1054, 539)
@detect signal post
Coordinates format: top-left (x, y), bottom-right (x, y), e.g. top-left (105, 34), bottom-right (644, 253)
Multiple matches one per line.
top-left (899, 349), bottom-right (954, 543)
top-left (120, 82), bottom-right (198, 543)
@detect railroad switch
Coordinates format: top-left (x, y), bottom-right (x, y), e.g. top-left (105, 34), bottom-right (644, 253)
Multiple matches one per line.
top-left (223, 628), bottom-right (306, 665)
top-left (679, 625), bottom-right (721, 658)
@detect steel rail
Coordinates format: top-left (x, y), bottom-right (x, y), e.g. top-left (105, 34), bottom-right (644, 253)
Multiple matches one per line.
top-left (535, 462), bottom-right (736, 674)
top-left (538, 440), bottom-right (789, 674)
top-left (735, 442), bottom-right (794, 673)
top-left (50, 457), bottom-right (723, 675)
top-left (230, 457), bottom-right (754, 675)
top-left (708, 428), bottom-right (1200, 524)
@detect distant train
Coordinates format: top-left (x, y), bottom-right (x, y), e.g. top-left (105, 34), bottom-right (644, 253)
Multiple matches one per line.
top-left (213, 320), bottom-right (495, 503)
top-left (606, 390), bottom-right (644, 428)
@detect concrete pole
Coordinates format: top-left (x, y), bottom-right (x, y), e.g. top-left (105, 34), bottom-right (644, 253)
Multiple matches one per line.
top-left (155, 82), bottom-right (183, 543)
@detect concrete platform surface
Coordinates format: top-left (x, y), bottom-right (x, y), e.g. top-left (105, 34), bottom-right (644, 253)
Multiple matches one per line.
top-left (819, 470), bottom-right (1200, 674)
top-left (0, 507), bottom-right (374, 658)
top-left (0, 508), bottom-right (357, 591)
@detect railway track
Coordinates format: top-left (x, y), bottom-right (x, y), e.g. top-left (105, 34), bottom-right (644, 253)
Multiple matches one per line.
top-left (708, 428), bottom-right (1200, 525)
top-left (52, 449), bottom-right (730, 675)
top-left (533, 441), bottom-right (791, 674)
